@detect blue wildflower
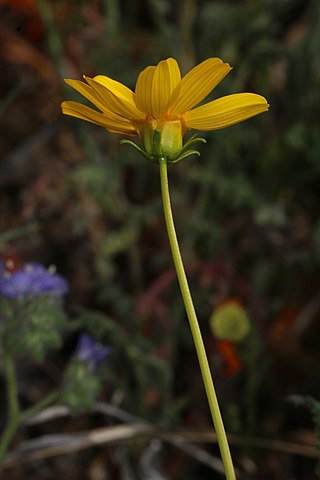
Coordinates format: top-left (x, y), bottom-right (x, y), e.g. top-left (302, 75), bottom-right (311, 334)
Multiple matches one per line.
top-left (0, 262), bottom-right (69, 299)
top-left (75, 333), bottom-right (110, 370)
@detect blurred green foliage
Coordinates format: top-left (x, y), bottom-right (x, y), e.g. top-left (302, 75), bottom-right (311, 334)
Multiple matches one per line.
top-left (0, 295), bottom-right (67, 362)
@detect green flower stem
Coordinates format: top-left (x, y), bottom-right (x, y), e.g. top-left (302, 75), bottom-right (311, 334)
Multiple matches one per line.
top-left (20, 390), bottom-right (59, 421)
top-left (0, 352), bottom-right (59, 472)
top-left (158, 157), bottom-right (236, 480)
top-left (0, 352), bottom-right (20, 470)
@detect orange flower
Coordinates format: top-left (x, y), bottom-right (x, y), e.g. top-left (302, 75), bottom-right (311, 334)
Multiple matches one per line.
top-left (216, 340), bottom-right (242, 377)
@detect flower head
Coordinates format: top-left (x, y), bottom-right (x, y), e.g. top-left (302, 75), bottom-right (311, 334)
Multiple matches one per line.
top-left (62, 57), bottom-right (269, 163)
top-left (75, 333), bottom-right (111, 370)
top-left (0, 261), bottom-right (69, 299)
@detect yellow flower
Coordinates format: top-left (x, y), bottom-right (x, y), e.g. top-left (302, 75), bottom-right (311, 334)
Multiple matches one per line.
top-left (62, 57), bottom-right (269, 162)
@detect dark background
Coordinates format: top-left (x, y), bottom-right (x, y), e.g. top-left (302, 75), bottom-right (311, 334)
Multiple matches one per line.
top-left (0, 0), bottom-right (320, 479)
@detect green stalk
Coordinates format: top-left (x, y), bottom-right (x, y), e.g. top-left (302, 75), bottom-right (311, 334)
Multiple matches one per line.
top-left (0, 352), bottom-right (58, 472)
top-left (159, 157), bottom-right (236, 480)
top-left (21, 390), bottom-right (59, 421)
top-left (0, 353), bottom-right (20, 470)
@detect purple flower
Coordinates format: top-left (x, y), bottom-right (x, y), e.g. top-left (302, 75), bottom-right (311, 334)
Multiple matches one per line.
top-left (76, 333), bottom-right (110, 370)
top-left (0, 262), bottom-right (69, 299)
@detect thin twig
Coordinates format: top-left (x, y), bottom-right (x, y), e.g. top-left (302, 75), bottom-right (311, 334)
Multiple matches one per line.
top-left (4, 403), bottom-right (318, 472)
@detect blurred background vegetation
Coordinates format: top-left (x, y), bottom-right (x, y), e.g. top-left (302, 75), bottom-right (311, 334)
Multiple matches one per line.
top-left (0, 0), bottom-right (320, 478)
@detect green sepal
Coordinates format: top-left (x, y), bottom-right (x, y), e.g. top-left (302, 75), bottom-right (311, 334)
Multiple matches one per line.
top-left (180, 134), bottom-right (206, 153)
top-left (121, 134), bottom-right (206, 165)
top-left (169, 149), bottom-right (201, 163)
top-left (120, 139), bottom-right (157, 163)
top-left (152, 129), bottom-right (162, 157)
top-left (168, 135), bottom-right (206, 163)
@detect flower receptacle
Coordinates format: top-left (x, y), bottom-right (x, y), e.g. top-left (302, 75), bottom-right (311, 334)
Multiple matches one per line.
top-left (139, 117), bottom-right (183, 162)
top-left (121, 117), bottom-right (206, 164)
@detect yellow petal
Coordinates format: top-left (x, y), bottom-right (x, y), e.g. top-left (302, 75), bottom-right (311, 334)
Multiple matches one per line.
top-left (184, 93), bottom-right (269, 130)
top-left (65, 79), bottom-right (139, 124)
top-left (64, 79), bottom-right (110, 114)
top-left (134, 66), bottom-right (155, 114)
top-left (64, 78), bottom-right (134, 125)
top-left (169, 58), bottom-right (232, 116)
top-left (61, 101), bottom-right (137, 134)
top-left (93, 75), bottom-right (136, 106)
top-left (84, 76), bottom-right (145, 121)
top-left (135, 58), bottom-right (181, 117)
